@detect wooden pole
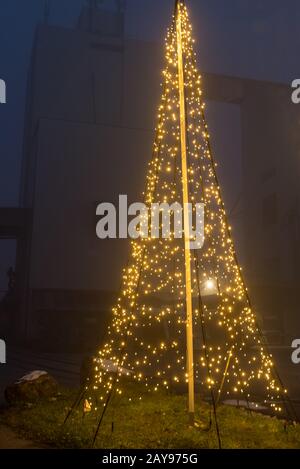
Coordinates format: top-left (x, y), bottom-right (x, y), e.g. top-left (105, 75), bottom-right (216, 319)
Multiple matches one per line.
top-left (176, 0), bottom-right (195, 426)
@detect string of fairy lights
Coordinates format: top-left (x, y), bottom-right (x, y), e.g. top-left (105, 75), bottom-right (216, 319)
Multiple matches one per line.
top-left (88, 1), bottom-right (288, 417)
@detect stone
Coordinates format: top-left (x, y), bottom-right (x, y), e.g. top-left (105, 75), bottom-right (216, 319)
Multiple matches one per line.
top-left (5, 371), bottom-right (59, 406)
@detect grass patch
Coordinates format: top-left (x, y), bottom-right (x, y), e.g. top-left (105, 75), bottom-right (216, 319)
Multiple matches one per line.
top-left (0, 387), bottom-right (300, 449)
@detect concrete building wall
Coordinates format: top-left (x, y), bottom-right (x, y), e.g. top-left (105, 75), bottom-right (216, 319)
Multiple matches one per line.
top-left (30, 119), bottom-right (153, 291)
top-left (19, 17), bottom-right (163, 344)
top-left (241, 81), bottom-right (300, 341)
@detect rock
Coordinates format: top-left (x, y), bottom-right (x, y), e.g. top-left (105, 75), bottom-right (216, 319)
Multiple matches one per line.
top-left (5, 371), bottom-right (59, 406)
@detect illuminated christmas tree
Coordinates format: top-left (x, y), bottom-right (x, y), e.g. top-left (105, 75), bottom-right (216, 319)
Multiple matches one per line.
top-left (74, 0), bottom-right (294, 433)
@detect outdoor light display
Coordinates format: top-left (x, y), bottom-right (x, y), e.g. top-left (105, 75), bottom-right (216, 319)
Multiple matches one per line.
top-left (87, 0), bottom-right (290, 422)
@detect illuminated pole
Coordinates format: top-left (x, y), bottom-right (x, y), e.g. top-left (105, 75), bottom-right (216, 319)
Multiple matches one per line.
top-left (176, 0), bottom-right (195, 426)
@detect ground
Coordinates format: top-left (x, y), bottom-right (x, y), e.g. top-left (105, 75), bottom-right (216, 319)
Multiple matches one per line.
top-left (0, 387), bottom-right (300, 449)
top-left (0, 424), bottom-right (50, 449)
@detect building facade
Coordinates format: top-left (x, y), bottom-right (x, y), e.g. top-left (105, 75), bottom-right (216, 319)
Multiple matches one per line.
top-left (11, 6), bottom-right (300, 349)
